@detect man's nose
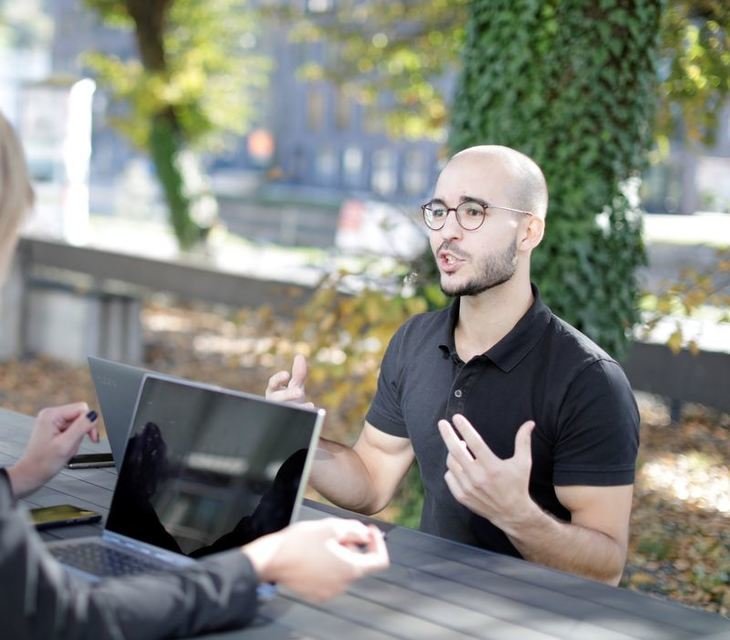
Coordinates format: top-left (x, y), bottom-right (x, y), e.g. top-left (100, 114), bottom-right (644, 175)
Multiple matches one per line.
top-left (438, 209), bottom-right (463, 240)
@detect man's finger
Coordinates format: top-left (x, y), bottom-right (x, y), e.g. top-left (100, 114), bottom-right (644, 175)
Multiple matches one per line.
top-left (513, 420), bottom-right (535, 464)
top-left (451, 414), bottom-right (499, 464)
top-left (289, 354), bottom-right (308, 389)
top-left (267, 371), bottom-right (291, 393)
top-left (437, 420), bottom-right (475, 466)
top-left (444, 452), bottom-right (466, 477)
top-left (443, 469), bottom-right (469, 505)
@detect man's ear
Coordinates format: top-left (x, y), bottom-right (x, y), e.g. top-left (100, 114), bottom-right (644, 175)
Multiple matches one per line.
top-left (519, 216), bottom-right (545, 252)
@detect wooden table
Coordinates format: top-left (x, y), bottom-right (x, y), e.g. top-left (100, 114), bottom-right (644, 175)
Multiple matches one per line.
top-left (1, 408), bottom-right (728, 639)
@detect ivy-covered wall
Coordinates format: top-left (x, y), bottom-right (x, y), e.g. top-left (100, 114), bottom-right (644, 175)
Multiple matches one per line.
top-left (449, 0), bottom-right (664, 357)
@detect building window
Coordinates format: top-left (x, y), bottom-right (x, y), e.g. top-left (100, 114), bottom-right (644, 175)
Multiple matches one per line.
top-left (290, 145), bottom-right (306, 182)
top-left (306, 0), bottom-right (333, 13)
top-left (371, 148), bottom-right (397, 195)
top-left (363, 104), bottom-right (383, 135)
top-left (315, 146), bottom-right (338, 185)
top-left (342, 146), bottom-right (363, 188)
top-left (403, 149), bottom-right (428, 196)
top-left (335, 89), bottom-right (352, 130)
top-left (307, 88), bottom-right (325, 132)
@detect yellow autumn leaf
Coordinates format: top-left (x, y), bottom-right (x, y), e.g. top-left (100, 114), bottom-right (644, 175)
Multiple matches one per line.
top-left (630, 572), bottom-right (656, 587)
top-left (667, 328), bottom-right (683, 354)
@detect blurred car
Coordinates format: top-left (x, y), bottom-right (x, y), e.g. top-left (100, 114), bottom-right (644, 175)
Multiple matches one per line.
top-left (335, 198), bottom-right (428, 262)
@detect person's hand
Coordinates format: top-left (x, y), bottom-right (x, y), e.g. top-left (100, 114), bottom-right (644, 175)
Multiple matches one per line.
top-left (438, 414), bottom-right (535, 531)
top-left (7, 403), bottom-right (100, 498)
top-left (244, 518), bottom-right (389, 602)
top-left (265, 354), bottom-right (313, 407)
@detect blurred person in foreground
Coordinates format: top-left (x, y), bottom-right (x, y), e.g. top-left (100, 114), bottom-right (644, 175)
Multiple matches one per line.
top-left (0, 110), bottom-right (389, 640)
top-left (269, 145), bottom-right (639, 586)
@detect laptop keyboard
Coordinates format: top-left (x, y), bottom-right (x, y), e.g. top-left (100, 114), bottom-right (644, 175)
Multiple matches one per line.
top-left (51, 541), bottom-right (166, 577)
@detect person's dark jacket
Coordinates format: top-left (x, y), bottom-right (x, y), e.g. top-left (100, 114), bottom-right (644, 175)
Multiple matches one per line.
top-left (0, 468), bottom-right (260, 640)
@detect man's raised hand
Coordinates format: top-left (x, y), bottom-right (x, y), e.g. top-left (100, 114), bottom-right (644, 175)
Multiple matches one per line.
top-left (266, 354), bottom-right (314, 407)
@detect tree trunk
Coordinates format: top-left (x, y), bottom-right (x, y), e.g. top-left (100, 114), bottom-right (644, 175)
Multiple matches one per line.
top-left (148, 114), bottom-right (205, 250)
top-left (449, 0), bottom-right (663, 358)
top-left (125, 0), bottom-right (205, 250)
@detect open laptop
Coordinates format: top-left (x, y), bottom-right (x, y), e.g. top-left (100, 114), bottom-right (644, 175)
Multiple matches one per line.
top-left (48, 374), bottom-right (325, 582)
top-left (88, 356), bottom-right (158, 471)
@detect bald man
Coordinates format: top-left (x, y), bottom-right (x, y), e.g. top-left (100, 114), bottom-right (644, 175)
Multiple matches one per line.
top-left (268, 145), bottom-right (639, 586)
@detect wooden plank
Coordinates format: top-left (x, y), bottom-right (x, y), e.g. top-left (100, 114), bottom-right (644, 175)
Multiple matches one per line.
top-left (255, 597), bottom-right (400, 640)
top-left (386, 554), bottom-right (667, 640)
top-left (189, 617), bottom-right (306, 640)
top-left (382, 528), bottom-right (728, 639)
top-left (474, 551), bottom-right (729, 635)
top-left (22, 486), bottom-right (109, 513)
top-left (348, 573), bottom-right (563, 640)
top-left (35, 474), bottom-right (114, 509)
top-left (295, 590), bottom-right (478, 639)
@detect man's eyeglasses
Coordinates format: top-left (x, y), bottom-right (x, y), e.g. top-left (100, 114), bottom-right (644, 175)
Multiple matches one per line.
top-left (421, 199), bottom-right (533, 231)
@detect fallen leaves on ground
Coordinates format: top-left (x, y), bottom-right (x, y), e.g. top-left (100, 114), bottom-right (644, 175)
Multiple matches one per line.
top-left (622, 395), bottom-right (729, 616)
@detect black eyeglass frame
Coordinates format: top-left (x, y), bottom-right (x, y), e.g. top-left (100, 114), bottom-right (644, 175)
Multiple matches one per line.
top-left (421, 198), bottom-right (533, 231)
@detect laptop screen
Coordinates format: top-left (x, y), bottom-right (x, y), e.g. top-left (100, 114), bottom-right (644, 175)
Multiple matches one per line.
top-left (105, 375), bottom-right (322, 557)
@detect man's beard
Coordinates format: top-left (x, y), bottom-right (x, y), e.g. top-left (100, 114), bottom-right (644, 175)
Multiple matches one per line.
top-left (439, 239), bottom-right (517, 297)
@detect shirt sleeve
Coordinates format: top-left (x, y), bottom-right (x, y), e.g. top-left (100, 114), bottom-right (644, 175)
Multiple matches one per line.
top-left (552, 359), bottom-right (640, 486)
top-left (0, 470), bottom-right (259, 640)
top-left (365, 326), bottom-right (409, 437)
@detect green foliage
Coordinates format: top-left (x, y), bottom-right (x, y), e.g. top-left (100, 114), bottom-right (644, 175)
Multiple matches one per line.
top-left (658, 1), bottom-right (730, 146)
top-left (148, 115), bottom-right (204, 248)
top-left (272, 266), bottom-right (434, 525)
top-left (449, 0), bottom-right (663, 357)
top-left (84, 0), bottom-right (269, 249)
top-left (638, 247), bottom-right (730, 353)
top-left (85, 0), bottom-right (268, 151)
top-left (286, 269), bottom-right (429, 431)
top-left (391, 463), bottom-right (425, 529)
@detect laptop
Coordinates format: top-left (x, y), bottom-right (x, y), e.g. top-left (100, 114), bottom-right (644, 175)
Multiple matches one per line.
top-left (48, 374), bottom-right (325, 582)
top-left (88, 356), bottom-right (160, 471)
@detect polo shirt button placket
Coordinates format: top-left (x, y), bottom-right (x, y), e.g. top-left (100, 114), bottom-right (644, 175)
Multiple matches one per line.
top-left (452, 388), bottom-right (465, 413)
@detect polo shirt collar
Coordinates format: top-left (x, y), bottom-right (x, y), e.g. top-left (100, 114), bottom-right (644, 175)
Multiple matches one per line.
top-left (437, 284), bottom-right (552, 372)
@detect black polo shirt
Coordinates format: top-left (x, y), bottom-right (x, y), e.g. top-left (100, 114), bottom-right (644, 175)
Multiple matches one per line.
top-left (366, 285), bottom-right (639, 558)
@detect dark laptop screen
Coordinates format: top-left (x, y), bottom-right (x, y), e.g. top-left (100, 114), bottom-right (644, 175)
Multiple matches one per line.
top-left (105, 376), bottom-right (320, 557)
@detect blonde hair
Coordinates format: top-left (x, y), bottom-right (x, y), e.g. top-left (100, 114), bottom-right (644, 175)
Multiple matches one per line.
top-left (0, 110), bottom-right (34, 245)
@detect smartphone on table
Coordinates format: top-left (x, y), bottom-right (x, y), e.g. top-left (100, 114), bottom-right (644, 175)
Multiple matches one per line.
top-left (66, 452), bottom-right (115, 469)
top-left (30, 504), bottom-right (102, 530)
